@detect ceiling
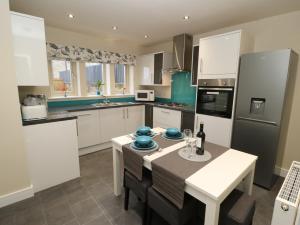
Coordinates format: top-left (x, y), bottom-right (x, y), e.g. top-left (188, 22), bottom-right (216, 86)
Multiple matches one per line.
top-left (10, 0), bottom-right (300, 46)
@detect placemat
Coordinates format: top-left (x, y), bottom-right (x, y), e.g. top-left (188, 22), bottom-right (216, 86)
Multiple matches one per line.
top-left (151, 142), bottom-right (228, 209)
top-left (122, 135), bottom-right (182, 180)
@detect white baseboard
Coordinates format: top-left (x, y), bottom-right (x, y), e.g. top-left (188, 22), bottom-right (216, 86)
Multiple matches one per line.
top-left (274, 166), bottom-right (289, 177)
top-left (79, 142), bottom-right (112, 156)
top-left (0, 185), bottom-right (34, 208)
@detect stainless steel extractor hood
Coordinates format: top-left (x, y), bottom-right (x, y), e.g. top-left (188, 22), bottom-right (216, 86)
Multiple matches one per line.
top-left (169, 33), bottom-right (193, 73)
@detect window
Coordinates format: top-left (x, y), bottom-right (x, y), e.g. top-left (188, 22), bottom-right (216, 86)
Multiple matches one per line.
top-left (85, 63), bottom-right (104, 95)
top-left (114, 64), bottom-right (126, 88)
top-left (51, 60), bottom-right (73, 93)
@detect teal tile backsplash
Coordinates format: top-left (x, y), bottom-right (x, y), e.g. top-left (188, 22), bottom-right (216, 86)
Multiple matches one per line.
top-left (171, 72), bottom-right (196, 105)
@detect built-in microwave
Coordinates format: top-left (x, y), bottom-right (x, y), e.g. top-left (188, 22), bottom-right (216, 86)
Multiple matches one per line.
top-left (196, 79), bottom-right (235, 118)
top-left (135, 90), bottom-right (155, 102)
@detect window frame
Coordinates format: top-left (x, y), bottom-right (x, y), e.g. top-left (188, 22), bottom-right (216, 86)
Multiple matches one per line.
top-left (84, 62), bottom-right (105, 96)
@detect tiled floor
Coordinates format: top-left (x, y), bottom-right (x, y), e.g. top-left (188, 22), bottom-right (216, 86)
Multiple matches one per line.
top-left (0, 149), bottom-right (283, 225)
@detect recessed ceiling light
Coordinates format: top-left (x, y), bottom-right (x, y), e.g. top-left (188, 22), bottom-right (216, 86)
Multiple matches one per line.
top-left (112, 26), bottom-right (118, 30)
top-left (144, 35), bottom-right (149, 39)
top-left (68, 14), bottom-right (74, 19)
top-left (183, 15), bottom-right (190, 20)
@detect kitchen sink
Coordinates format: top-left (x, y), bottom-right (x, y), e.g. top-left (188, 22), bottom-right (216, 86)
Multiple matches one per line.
top-left (92, 102), bottom-right (135, 107)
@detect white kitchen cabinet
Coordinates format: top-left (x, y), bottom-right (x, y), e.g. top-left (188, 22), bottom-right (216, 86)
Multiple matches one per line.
top-left (11, 12), bottom-right (49, 86)
top-left (125, 106), bottom-right (145, 133)
top-left (71, 110), bottom-right (100, 149)
top-left (198, 31), bottom-right (241, 77)
top-left (139, 54), bottom-right (154, 85)
top-left (23, 120), bottom-right (80, 192)
top-left (153, 107), bottom-right (181, 129)
top-left (194, 114), bottom-right (232, 148)
top-left (138, 52), bottom-right (172, 86)
top-left (99, 106), bottom-right (145, 142)
top-left (99, 107), bottom-right (126, 143)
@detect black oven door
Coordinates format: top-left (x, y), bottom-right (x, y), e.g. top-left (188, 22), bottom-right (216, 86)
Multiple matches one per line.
top-left (196, 87), bottom-right (234, 118)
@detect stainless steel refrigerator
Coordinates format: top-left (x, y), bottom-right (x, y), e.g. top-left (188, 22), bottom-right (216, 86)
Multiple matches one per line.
top-left (231, 49), bottom-right (298, 189)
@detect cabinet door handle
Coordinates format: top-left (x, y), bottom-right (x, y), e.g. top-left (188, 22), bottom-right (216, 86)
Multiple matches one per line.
top-left (77, 114), bottom-right (92, 117)
top-left (123, 109), bottom-right (125, 119)
top-left (200, 58), bottom-right (203, 74)
top-left (161, 110), bottom-right (170, 114)
top-left (76, 120), bottom-right (79, 136)
top-left (127, 108), bottom-right (129, 119)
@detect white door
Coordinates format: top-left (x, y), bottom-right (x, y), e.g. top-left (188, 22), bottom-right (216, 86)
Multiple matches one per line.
top-left (23, 120), bottom-right (80, 192)
top-left (73, 110), bottom-right (100, 148)
top-left (99, 107), bottom-right (126, 142)
top-left (198, 31), bottom-right (241, 76)
top-left (11, 12), bottom-right (49, 86)
top-left (125, 106), bottom-right (145, 133)
top-left (139, 54), bottom-right (154, 85)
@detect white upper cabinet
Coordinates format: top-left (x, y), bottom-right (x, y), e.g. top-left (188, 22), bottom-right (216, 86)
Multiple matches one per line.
top-left (138, 52), bottom-right (172, 86)
top-left (198, 31), bottom-right (245, 77)
top-left (139, 54), bottom-right (154, 85)
top-left (11, 12), bottom-right (49, 86)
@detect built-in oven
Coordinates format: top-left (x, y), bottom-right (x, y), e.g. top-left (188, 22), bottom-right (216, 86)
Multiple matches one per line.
top-left (196, 79), bottom-right (235, 118)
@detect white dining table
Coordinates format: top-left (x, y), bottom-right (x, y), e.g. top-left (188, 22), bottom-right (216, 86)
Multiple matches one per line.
top-left (112, 127), bottom-right (257, 225)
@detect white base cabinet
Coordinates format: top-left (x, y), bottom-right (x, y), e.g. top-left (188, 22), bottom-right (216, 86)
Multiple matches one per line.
top-left (71, 110), bottom-right (100, 149)
top-left (23, 120), bottom-right (80, 193)
top-left (99, 106), bottom-right (145, 143)
top-left (153, 107), bottom-right (181, 129)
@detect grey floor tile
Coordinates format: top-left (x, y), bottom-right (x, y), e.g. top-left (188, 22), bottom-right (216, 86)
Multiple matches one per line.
top-left (111, 211), bottom-right (141, 225)
top-left (45, 202), bottom-right (75, 225)
top-left (71, 198), bottom-right (103, 225)
top-left (64, 184), bottom-right (91, 205)
top-left (38, 185), bottom-right (68, 210)
top-left (64, 219), bottom-right (80, 225)
top-left (0, 214), bottom-right (15, 225)
top-left (85, 215), bottom-right (111, 225)
top-left (87, 181), bottom-right (113, 199)
top-left (96, 193), bottom-right (124, 221)
top-left (15, 206), bottom-right (46, 225)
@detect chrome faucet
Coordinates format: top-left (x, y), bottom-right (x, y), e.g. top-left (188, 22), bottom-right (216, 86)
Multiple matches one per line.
top-left (103, 95), bottom-right (110, 104)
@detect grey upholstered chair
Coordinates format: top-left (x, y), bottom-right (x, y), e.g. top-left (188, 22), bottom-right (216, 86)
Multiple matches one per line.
top-left (146, 187), bottom-right (202, 225)
top-left (220, 190), bottom-right (256, 225)
top-left (123, 169), bottom-right (152, 225)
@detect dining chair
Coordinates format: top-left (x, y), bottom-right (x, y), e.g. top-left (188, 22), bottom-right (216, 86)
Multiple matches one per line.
top-left (220, 190), bottom-right (256, 225)
top-left (146, 187), bottom-right (203, 225)
top-left (123, 169), bottom-right (152, 225)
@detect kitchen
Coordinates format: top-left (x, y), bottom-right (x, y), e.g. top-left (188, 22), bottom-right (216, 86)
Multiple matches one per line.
top-left (1, 1), bottom-right (300, 225)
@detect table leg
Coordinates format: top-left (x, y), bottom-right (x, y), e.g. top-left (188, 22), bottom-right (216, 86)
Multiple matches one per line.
top-left (244, 163), bottom-right (255, 195)
top-left (204, 199), bottom-right (220, 225)
top-left (113, 145), bottom-right (122, 196)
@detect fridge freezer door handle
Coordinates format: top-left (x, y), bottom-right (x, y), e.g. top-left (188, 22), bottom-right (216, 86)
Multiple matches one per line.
top-left (237, 116), bottom-right (278, 126)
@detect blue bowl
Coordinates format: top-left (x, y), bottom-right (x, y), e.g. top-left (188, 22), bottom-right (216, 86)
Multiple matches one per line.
top-left (137, 126), bottom-right (151, 135)
top-left (135, 135), bottom-right (153, 147)
top-left (166, 128), bottom-right (181, 137)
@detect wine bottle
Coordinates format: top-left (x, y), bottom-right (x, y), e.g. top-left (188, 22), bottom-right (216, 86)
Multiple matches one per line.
top-left (196, 122), bottom-right (205, 155)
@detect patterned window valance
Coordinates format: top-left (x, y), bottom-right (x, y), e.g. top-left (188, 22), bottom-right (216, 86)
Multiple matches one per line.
top-left (46, 42), bottom-right (136, 65)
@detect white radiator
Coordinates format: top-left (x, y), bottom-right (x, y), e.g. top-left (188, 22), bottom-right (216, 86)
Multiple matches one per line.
top-left (272, 161), bottom-right (300, 225)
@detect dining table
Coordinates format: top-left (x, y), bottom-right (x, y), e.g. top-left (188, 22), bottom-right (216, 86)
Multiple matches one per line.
top-left (112, 127), bottom-right (257, 225)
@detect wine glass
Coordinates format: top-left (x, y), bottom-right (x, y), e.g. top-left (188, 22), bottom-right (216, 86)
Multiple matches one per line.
top-left (183, 129), bottom-right (192, 153)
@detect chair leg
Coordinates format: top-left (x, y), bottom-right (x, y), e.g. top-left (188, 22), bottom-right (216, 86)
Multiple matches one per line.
top-left (146, 206), bottom-right (152, 225)
top-left (142, 202), bottom-right (147, 225)
top-left (124, 187), bottom-right (130, 210)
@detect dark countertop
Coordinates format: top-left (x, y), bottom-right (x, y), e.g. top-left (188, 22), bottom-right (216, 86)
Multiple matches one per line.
top-left (22, 112), bottom-right (77, 126)
top-left (23, 101), bottom-right (195, 126)
top-left (146, 102), bottom-right (195, 113)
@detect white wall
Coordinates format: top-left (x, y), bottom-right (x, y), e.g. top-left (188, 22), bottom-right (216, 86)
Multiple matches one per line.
top-left (0, 0), bottom-right (31, 202)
